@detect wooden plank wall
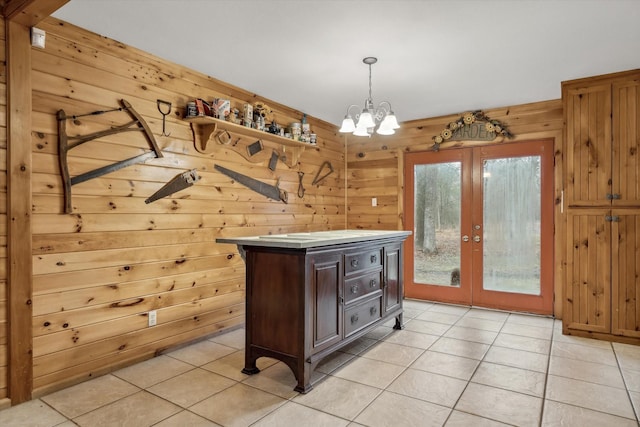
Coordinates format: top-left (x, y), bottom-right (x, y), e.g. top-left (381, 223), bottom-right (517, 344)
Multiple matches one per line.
top-left (0, 17), bottom-right (8, 403)
top-left (345, 100), bottom-right (565, 316)
top-left (28, 17), bottom-right (344, 396)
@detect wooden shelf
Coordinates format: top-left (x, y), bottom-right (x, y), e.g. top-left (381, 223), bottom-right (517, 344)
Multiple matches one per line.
top-left (183, 115), bottom-right (309, 166)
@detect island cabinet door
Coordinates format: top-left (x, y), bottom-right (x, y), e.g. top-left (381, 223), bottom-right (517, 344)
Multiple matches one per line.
top-left (383, 242), bottom-right (403, 314)
top-left (309, 251), bottom-right (343, 354)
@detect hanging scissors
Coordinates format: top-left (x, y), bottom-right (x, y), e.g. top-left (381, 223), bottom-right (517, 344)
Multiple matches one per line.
top-left (157, 99), bottom-right (172, 136)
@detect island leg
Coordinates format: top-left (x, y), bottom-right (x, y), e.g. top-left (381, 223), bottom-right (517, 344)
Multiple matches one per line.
top-left (242, 346), bottom-right (260, 375)
top-left (393, 313), bottom-right (404, 330)
top-left (293, 360), bottom-right (313, 394)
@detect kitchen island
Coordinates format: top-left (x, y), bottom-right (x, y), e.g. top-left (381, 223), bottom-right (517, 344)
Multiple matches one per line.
top-left (217, 230), bottom-right (411, 393)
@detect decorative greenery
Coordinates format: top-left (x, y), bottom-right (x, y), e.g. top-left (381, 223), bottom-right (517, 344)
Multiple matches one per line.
top-left (432, 110), bottom-right (513, 150)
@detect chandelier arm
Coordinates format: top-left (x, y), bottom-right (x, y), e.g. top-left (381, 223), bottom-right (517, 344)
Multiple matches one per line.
top-left (378, 100), bottom-right (393, 112)
top-left (344, 104), bottom-right (361, 117)
top-left (372, 101), bottom-right (391, 122)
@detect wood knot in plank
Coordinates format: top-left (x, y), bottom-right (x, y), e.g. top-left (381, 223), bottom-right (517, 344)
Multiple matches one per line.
top-left (110, 298), bottom-right (144, 308)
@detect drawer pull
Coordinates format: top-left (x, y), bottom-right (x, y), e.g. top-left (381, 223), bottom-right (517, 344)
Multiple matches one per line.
top-left (370, 254), bottom-right (377, 263)
top-left (351, 314), bottom-right (359, 324)
top-left (369, 279), bottom-right (377, 288)
top-left (370, 307), bottom-right (377, 316)
top-left (351, 259), bottom-right (359, 268)
top-left (351, 285), bottom-right (359, 294)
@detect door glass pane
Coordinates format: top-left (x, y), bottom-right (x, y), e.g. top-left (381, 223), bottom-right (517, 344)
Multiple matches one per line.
top-left (482, 156), bottom-right (541, 295)
top-left (414, 162), bottom-right (461, 287)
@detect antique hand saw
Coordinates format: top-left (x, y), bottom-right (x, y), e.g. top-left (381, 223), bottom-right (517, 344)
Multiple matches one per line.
top-left (214, 164), bottom-right (288, 203)
top-left (58, 98), bottom-right (163, 213)
top-left (145, 169), bottom-right (200, 204)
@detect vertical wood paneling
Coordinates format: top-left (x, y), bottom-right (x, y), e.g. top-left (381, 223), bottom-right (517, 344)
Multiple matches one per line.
top-left (565, 210), bottom-right (610, 333)
top-left (27, 16), bottom-right (345, 396)
top-left (563, 84), bottom-right (612, 206)
top-left (612, 210), bottom-right (640, 337)
top-left (0, 16), bottom-right (8, 403)
top-left (6, 18), bottom-right (33, 404)
top-left (613, 79), bottom-right (640, 206)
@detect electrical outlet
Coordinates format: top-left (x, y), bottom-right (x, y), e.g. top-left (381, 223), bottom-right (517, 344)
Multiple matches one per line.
top-left (371, 197), bottom-right (377, 207)
top-left (148, 310), bottom-right (157, 327)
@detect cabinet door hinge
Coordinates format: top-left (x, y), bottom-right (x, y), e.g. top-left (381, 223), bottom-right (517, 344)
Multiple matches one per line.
top-left (606, 193), bottom-right (621, 200)
top-left (605, 215), bottom-right (620, 222)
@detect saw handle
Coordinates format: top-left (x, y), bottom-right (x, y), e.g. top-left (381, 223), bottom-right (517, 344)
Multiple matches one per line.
top-left (279, 189), bottom-right (288, 204)
top-left (274, 178), bottom-right (288, 203)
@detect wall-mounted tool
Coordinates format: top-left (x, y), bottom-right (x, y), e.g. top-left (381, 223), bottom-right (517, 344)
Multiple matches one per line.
top-left (214, 164), bottom-right (287, 203)
top-left (58, 98), bottom-right (163, 214)
top-left (216, 130), bottom-right (231, 145)
top-left (297, 171), bottom-right (305, 198)
top-left (247, 140), bottom-right (263, 157)
top-left (312, 161), bottom-right (334, 185)
top-left (268, 151), bottom-right (279, 171)
top-left (157, 99), bottom-right (172, 136)
top-left (145, 169), bottom-right (200, 204)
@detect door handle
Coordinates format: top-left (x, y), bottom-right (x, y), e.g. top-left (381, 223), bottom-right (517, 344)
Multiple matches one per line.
top-left (473, 235), bottom-right (481, 243)
top-left (462, 235), bottom-right (469, 242)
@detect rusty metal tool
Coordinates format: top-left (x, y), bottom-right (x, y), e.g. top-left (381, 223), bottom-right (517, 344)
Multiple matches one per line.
top-left (58, 98), bottom-right (163, 214)
top-left (157, 99), bottom-right (172, 136)
top-left (247, 139), bottom-right (263, 157)
top-left (297, 171), bottom-right (305, 198)
top-left (214, 164), bottom-right (287, 203)
top-left (145, 169), bottom-right (200, 204)
top-left (312, 161), bottom-right (334, 185)
top-left (268, 150), bottom-right (279, 171)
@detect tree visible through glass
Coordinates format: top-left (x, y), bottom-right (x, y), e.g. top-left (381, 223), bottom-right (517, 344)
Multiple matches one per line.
top-left (413, 155), bottom-right (541, 296)
top-left (413, 162), bottom-right (461, 287)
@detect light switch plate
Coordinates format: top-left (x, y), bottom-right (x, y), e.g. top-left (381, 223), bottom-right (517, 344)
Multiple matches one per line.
top-left (148, 310), bottom-right (157, 327)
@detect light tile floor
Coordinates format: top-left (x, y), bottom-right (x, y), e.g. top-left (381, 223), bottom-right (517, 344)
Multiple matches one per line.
top-left (2, 299), bottom-right (639, 426)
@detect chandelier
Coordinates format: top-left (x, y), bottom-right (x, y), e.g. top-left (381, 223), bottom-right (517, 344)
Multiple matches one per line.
top-left (339, 57), bottom-right (400, 137)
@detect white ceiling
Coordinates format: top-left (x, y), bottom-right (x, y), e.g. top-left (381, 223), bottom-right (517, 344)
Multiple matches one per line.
top-left (53, 0), bottom-right (640, 127)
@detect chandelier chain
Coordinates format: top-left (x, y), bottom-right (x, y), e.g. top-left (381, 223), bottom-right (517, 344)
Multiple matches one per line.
top-left (368, 63), bottom-right (373, 102)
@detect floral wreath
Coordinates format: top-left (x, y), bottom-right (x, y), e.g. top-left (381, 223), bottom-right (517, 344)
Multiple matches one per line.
top-left (432, 110), bottom-right (513, 149)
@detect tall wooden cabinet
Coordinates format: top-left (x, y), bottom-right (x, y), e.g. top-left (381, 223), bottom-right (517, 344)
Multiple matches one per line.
top-left (563, 70), bottom-right (640, 344)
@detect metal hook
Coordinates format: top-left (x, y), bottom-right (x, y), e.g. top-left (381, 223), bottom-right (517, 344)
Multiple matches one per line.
top-left (157, 99), bottom-right (172, 136)
top-left (312, 161), bottom-right (334, 185)
top-left (297, 171), bottom-right (305, 198)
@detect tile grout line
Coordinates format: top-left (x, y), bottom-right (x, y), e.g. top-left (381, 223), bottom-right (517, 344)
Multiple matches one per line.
top-left (612, 343), bottom-right (640, 423)
top-left (440, 308), bottom-right (516, 426)
top-left (36, 398), bottom-right (72, 426)
top-left (319, 304), bottom-right (443, 425)
top-left (334, 320), bottom-right (420, 424)
top-left (537, 321), bottom-right (559, 427)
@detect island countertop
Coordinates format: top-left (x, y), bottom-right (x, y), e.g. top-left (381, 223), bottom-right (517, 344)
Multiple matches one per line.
top-left (216, 229), bottom-right (411, 249)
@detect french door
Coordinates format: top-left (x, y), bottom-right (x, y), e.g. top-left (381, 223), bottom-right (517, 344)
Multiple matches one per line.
top-left (404, 140), bottom-right (554, 314)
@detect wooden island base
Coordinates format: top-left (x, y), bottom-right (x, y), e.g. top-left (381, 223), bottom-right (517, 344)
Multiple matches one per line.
top-left (217, 230), bottom-right (411, 393)
top-left (242, 313), bottom-right (403, 393)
